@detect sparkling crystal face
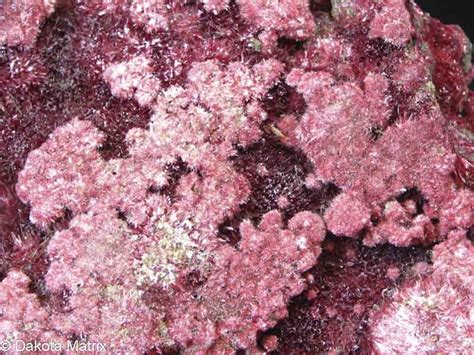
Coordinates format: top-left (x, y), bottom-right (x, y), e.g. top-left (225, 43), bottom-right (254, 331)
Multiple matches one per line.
top-left (0, 0), bottom-right (473, 353)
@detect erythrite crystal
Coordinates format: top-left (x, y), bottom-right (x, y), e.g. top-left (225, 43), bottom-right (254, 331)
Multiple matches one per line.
top-left (0, 0), bottom-right (56, 47)
top-left (369, 231), bottom-right (474, 353)
top-left (368, 0), bottom-right (414, 46)
top-left (173, 165), bottom-right (250, 236)
top-left (13, 52), bottom-right (286, 351)
top-left (103, 55), bottom-right (161, 107)
top-left (122, 58), bottom-right (283, 170)
top-left (0, 270), bottom-right (62, 344)
top-left (287, 46), bottom-right (469, 245)
top-left (236, 0), bottom-right (315, 47)
top-left (129, 0), bottom-right (169, 33)
top-left (1, 0), bottom-right (474, 353)
top-left (324, 193), bottom-right (370, 238)
top-left (364, 200), bottom-right (436, 247)
top-left (201, 0), bottom-right (230, 13)
top-left (201, 0), bottom-right (315, 48)
top-left (168, 211), bottom-right (326, 352)
top-left (0, 182), bottom-right (19, 240)
top-left (46, 210), bottom-right (163, 352)
top-left (16, 119), bottom-right (108, 228)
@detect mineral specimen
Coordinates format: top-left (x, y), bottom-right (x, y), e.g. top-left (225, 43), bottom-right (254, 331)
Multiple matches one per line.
top-left (0, 0), bottom-right (473, 353)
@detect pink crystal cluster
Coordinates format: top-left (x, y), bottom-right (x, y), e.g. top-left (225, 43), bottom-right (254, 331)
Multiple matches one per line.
top-left (193, 0), bottom-right (316, 49)
top-left (10, 137), bottom-right (326, 352)
top-left (281, 1), bottom-right (474, 247)
top-left (0, 0), bottom-right (56, 47)
top-left (10, 42), bottom-right (324, 352)
top-left (1, 0), bottom-right (474, 353)
top-left (286, 46), bottom-right (472, 247)
top-left (369, 230), bottom-right (474, 353)
top-left (235, 0), bottom-right (316, 49)
top-left (168, 211), bottom-right (325, 352)
top-left (0, 270), bottom-right (63, 344)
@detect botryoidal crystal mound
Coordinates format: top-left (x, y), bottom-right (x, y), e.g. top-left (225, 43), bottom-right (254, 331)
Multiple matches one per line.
top-left (0, 0), bottom-right (473, 353)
